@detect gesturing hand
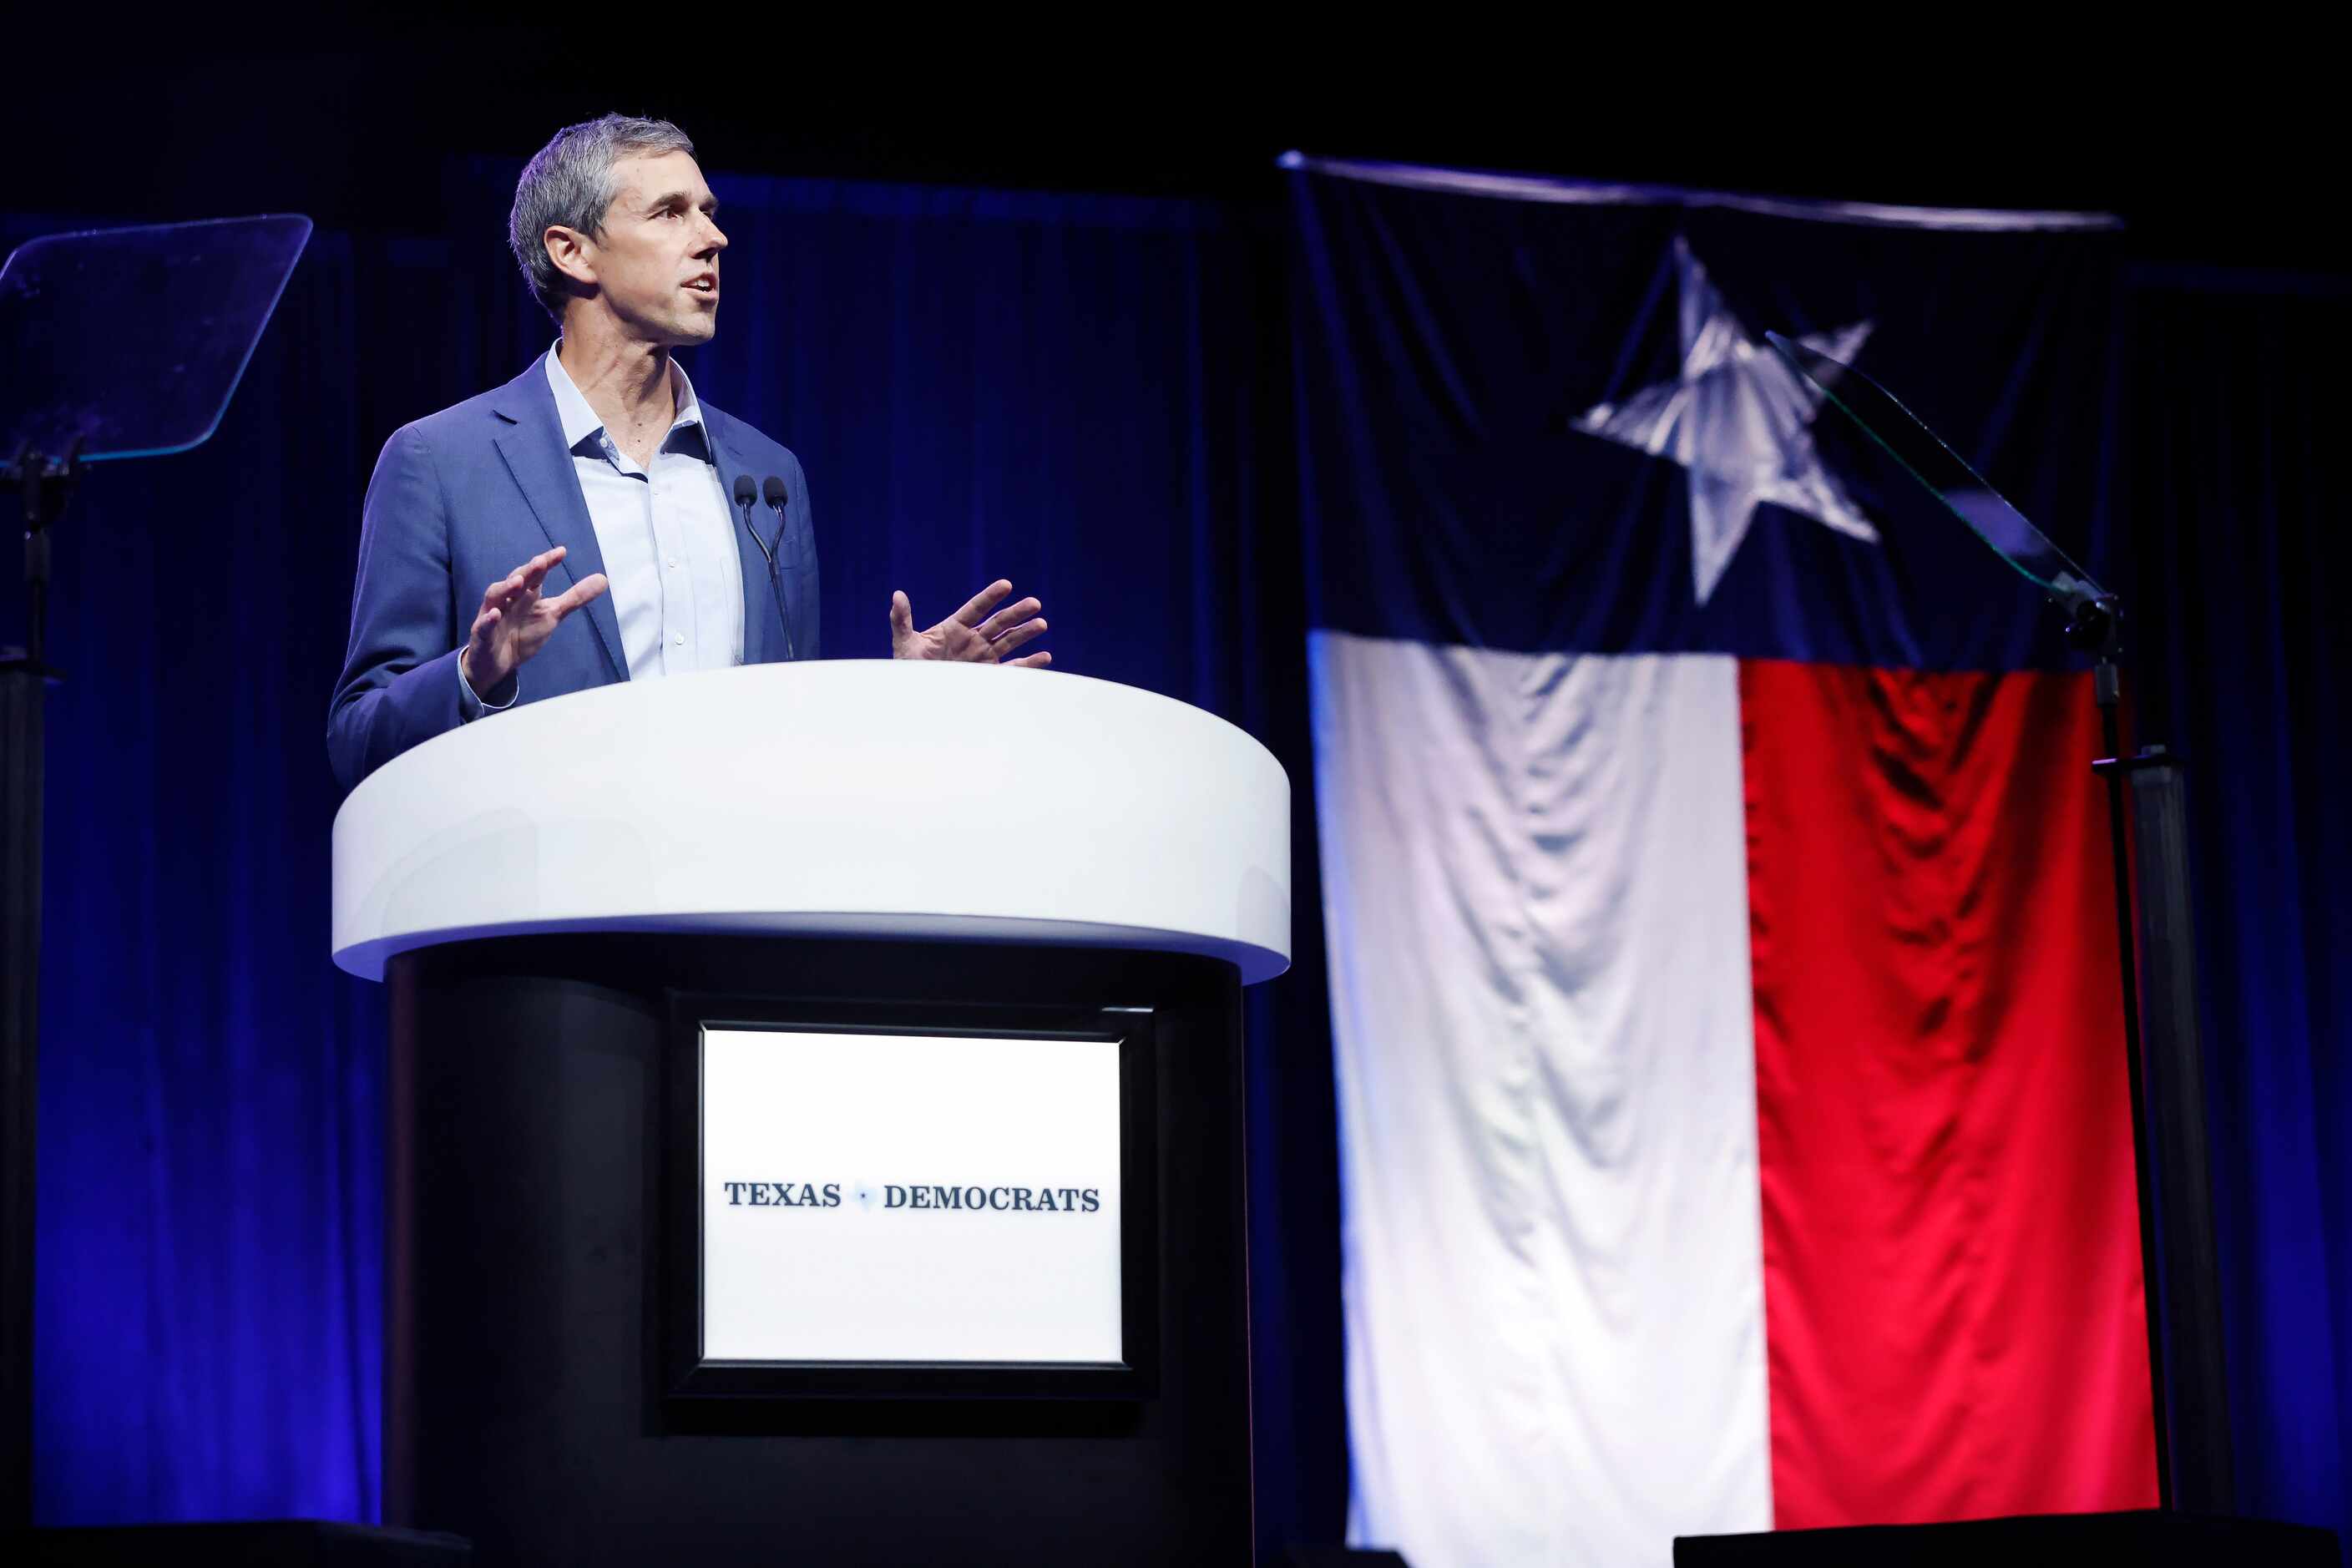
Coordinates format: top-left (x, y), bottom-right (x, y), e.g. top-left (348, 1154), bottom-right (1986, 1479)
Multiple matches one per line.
top-left (888, 579), bottom-right (1051, 668)
top-left (459, 544), bottom-right (609, 701)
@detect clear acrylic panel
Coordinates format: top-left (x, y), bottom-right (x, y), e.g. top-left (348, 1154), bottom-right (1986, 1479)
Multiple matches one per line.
top-left (1764, 330), bottom-right (2108, 609)
top-left (1, 214), bottom-right (311, 463)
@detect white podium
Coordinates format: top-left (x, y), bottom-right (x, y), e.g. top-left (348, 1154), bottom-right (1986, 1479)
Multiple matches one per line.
top-left (333, 660), bottom-right (1291, 982)
top-left (331, 664), bottom-right (1289, 1567)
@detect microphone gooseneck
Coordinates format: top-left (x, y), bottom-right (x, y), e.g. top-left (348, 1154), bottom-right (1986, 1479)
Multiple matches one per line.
top-left (731, 471), bottom-right (798, 661)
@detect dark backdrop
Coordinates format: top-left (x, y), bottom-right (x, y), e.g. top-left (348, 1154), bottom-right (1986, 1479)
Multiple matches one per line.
top-left (5, 72), bottom-right (2347, 1562)
top-left (2123, 265), bottom-right (2352, 1545)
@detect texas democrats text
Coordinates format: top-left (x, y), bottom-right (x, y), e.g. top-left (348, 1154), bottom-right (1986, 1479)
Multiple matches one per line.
top-left (716, 1181), bottom-right (1102, 1213)
top-left (887, 1184), bottom-right (1100, 1213)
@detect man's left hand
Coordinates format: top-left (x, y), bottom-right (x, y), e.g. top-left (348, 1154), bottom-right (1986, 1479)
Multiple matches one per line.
top-left (888, 580), bottom-right (1050, 667)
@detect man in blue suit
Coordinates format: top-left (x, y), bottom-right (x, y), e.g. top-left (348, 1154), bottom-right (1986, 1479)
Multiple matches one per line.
top-left (328, 114), bottom-right (1049, 793)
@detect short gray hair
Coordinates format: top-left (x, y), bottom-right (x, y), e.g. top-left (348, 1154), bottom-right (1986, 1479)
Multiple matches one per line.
top-left (508, 114), bottom-right (696, 323)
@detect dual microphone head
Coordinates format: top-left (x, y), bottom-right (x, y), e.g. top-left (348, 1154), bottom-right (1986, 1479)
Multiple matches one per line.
top-left (732, 473), bottom-right (789, 515)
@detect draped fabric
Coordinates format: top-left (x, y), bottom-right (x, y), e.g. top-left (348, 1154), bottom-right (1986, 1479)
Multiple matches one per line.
top-left (1743, 660), bottom-right (2153, 1526)
top-left (2122, 268), bottom-right (2352, 1553)
top-left (1292, 162), bottom-right (2159, 1566)
top-left (11, 175), bottom-right (1348, 1551)
top-left (1313, 639), bottom-right (1770, 1560)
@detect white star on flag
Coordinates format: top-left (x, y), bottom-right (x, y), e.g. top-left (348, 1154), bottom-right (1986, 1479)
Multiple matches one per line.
top-left (1574, 236), bottom-right (1879, 604)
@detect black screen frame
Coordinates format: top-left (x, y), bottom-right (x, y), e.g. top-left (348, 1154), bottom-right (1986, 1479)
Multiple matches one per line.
top-left (661, 992), bottom-right (1160, 1402)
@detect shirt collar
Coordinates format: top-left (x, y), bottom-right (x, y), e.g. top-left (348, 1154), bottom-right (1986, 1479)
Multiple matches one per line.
top-left (543, 342), bottom-right (707, 456)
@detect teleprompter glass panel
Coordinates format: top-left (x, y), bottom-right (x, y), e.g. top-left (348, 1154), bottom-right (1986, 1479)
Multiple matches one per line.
top-left (1765, 330), bottom-right (2108, 610)
top-left (0, 214), bottom-right (311, 463)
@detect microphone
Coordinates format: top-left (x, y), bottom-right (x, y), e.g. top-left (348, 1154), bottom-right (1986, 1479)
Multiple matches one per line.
top-left (760, 475), bottom-right (797, 661)
top-left (730, 472), bottom-right (767, 578)
top-left (731, 472), bottom-right (798, 661)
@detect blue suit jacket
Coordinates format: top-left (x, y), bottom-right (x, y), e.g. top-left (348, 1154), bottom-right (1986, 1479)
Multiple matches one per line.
top-left (328, 356), bottom-right (818, 792)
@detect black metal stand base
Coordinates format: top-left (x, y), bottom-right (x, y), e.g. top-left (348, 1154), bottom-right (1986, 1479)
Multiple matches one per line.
top-left (2092, 658), bottom-right (2233, 1514)
top-left (5, 443), bottom-right (78, 1533)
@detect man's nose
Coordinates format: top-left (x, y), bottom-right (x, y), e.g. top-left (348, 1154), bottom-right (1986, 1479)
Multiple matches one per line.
top-left (701, 217), bottom-right (728, 254)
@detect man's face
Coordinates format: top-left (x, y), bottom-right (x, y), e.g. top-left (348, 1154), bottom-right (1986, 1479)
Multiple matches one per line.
top-left (568, 149), bottom-right (727, 344)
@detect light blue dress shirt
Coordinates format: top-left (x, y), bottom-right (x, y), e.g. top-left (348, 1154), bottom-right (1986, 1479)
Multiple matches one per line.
top-left (461, 346), bottom-right (744, 714)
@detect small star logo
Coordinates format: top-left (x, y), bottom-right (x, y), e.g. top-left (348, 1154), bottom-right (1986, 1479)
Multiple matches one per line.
top-left (1574, 236), bottom-right (1878, 604)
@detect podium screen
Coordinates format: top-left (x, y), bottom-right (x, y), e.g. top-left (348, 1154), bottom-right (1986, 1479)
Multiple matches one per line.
top-left (698, 1026), bottom-right (1125, 1367)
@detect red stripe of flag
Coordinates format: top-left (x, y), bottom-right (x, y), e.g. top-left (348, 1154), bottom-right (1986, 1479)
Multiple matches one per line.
top-left (1741, 659), bottom-right (2158, 1526)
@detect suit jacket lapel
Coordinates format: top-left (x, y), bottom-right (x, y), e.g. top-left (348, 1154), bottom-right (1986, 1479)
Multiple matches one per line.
top-left (488, 358), bottom-right (627, 683)
top-left (702, 407), bottom-right (771, 666)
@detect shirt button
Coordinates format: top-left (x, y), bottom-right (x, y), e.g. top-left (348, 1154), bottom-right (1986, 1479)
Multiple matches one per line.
top-left (672, 632), bottom-right (686, 646)
top-left (666, 556), bottom-right (680, 569)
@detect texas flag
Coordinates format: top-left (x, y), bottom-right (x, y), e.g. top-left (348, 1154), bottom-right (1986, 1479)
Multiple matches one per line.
top-left (1287, 159), bottom-right (2157, 1568)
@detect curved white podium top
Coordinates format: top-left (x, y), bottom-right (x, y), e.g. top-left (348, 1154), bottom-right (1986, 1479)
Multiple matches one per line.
top-left (331, 662), bottom-right (1291, 984)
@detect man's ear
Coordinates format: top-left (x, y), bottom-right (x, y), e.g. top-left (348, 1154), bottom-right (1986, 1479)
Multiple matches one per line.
top-left (543, 225), bottom-right (595, 291)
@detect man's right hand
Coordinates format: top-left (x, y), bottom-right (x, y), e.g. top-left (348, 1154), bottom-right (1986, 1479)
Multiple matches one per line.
top-left (458, 544), bottom-right (609, 702)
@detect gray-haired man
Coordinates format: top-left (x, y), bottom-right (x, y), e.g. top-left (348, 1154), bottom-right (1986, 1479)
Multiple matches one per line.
top-left (327, 113), bottom-right (1047, 792)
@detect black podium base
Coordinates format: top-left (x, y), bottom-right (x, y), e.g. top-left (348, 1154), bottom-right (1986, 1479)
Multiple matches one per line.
top-left (384, 934), bottom-right (1252, 1567)
top-left (1676, 1510), bottom-right (2339, 1566)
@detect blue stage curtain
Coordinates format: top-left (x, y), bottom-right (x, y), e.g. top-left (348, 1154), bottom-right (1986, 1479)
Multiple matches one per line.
top-left (11, 172), bottom-right (1346, 1555)
top-left (2124, 264), bottom-right (2352, 1555)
